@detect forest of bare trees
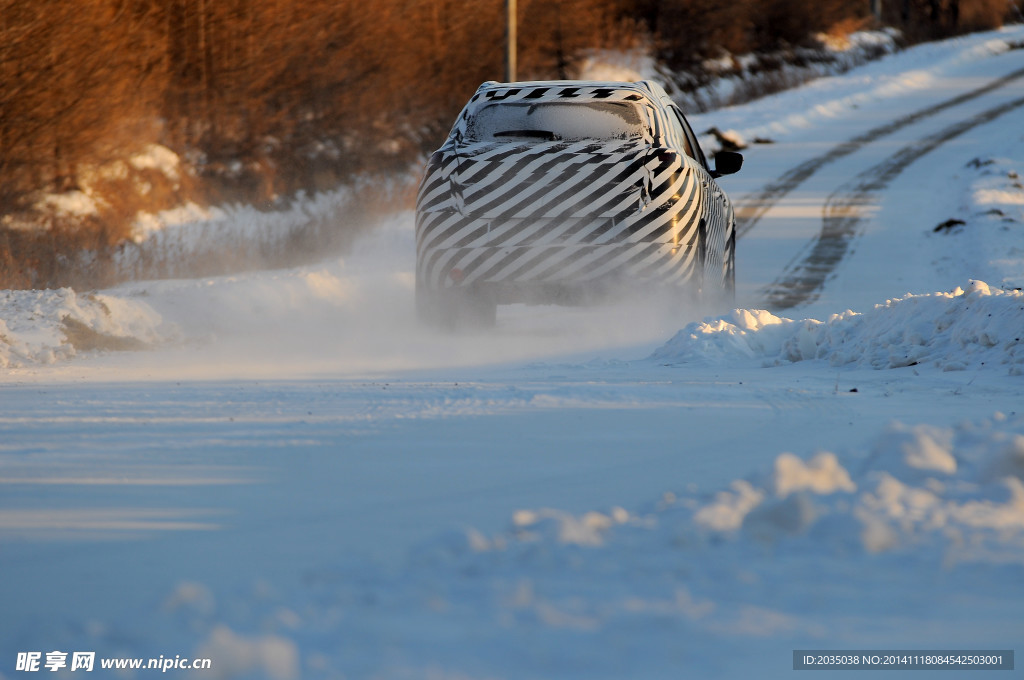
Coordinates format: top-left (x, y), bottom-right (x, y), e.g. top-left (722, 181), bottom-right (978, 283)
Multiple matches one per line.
top-left (0, 0), bottom-right (1019, 288)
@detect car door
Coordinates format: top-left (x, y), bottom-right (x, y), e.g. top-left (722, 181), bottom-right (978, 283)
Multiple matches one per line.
top-left (669, 106), bottom-right (735, 295)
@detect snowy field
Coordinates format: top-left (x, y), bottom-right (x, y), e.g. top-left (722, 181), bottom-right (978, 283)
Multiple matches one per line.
top-left (3, 27), bottom-right (1024, 679)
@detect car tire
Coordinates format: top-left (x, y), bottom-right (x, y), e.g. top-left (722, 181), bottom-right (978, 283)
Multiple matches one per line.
top-left (416, 286), bottom-right (496, 330)
top-left (723, 226), bottom-right (736, 303)
top-left (697, 219), bottom-right (735, 310)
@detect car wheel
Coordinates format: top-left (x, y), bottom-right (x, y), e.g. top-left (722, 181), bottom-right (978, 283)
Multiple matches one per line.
top-left (416, 286), bottom-right (496, 330)
top-left (723, 227), bottom-right (736, 303)
top-left (697, 219), bottom-right (735, 310)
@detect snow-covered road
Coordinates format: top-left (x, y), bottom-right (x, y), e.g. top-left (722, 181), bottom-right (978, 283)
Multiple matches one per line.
top-left (2, 27), bottom-right (1024, 680)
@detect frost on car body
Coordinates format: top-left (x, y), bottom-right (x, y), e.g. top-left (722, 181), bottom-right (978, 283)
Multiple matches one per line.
top-left (415, 80), bottom-right (741, 327)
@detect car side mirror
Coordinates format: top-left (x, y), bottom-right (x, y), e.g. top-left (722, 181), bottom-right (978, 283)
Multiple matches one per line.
top-left (712, 151), bottom-right (743, 177)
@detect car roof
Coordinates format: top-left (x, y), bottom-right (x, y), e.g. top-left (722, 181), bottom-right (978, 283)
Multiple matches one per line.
top-left (472, 79), bottom-right (670, 103)
top-left (449, 79), bottom-right (683, 149)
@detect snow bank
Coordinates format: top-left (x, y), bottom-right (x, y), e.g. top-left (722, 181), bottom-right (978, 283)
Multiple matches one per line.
top-left (578, 30), bottom-right (902, 120)
top-left (477, 412), bottom-right (1024, 562)
top-left (121, 189), bottom-right (355, 265)
top-left (930, 152), bottom-right (1024, 291)
top-left (117, 177), bottom-right (411, 282)
top-left (37, 191), bottom-right (100, 218)
top-left (128, 143), bottom-right (182, 181)
top-left (16, 144), bottom-right (188, 232)
top-left (0, 289), bottom-right (166, 368)
top-left (652, 281), bottom-right (1024, 374)
top-left (695, 415), bottom-right (1024, 559)
top-left (694, 24), bottom-right (1024, 149)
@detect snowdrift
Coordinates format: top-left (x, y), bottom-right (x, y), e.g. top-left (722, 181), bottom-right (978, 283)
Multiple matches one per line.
top-left (0, 288), bottom-right (166, 368)
top-left (452, 411), bottom-right (1024, 568)
top-left (652, 280), bottom-right (1024, 374)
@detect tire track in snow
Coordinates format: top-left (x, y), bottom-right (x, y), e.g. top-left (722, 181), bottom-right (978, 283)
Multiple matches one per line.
top-left (734, 65), bottom-right (1024, 240)
top-left (762, 90), bottom-right (1024, 309)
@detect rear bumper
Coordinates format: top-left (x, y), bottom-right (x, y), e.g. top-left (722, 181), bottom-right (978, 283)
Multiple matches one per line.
top-left (416, 241), bottom-right (700, 304)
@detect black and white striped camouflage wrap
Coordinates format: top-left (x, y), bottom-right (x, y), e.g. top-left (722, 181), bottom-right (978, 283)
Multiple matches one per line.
top-left (416, 80), bottom-right (734, 308)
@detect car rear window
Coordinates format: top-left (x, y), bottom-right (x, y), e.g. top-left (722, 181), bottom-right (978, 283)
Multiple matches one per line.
top-left (466, 101), bottom-right (648, 143)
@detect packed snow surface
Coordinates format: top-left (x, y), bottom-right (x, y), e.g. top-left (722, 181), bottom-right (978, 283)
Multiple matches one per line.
top-left (102, 413), bottom-right (1020, 680)
top-left (3, 25), bottom-right (1024, 680)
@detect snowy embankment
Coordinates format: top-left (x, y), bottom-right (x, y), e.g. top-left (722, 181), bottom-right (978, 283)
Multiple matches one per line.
top-left (579, 28), bottom-right (902, 115)
top-left (115, 182), bottom-right (405, 281)
top-left (690, 29), bottom-right (1024, 153)
top-left (652, 280), bottom-right (1024, 374)
top-left (0, 289), bottom-right (165, 368)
